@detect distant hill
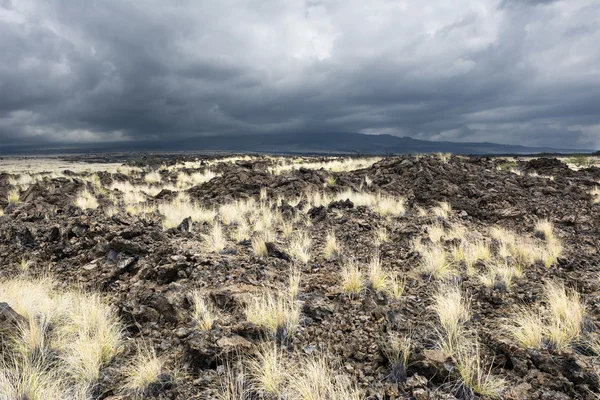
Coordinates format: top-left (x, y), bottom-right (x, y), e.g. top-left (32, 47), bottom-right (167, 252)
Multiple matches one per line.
top-left (0, 132), bottom-right (592, 155)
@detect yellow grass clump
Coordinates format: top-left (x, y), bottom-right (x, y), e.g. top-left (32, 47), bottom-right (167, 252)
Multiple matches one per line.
top-left (288, 268), bottom-right (301, 299)
top-left (7, 188), bottom-right (20, 204)
top-left (419, 245), bottom-right (453, 279)
top-left (368, 256), bottom-right (388, 292)
top-left (232, 219), bottom-right (251, 242)
top-left (220, 199), bottom-right (255, 225)
top-left (534, 219), bottom-right (554, 241)
top-left (341, 261), bottom-right (364, 298)
top-left (288, 231), bottom-right (312, 264)
top-left (428, 223), bottom-right (445, 243)
top-left (375, 227), bottom-right (389, 245)
top-left (123, 343), bottom-right (165, 395)
top-left (380, 332), bottom-right (411, 373)
top-left (202, 223), bottom-right (228, 253)
top-left (544, 281), bottom-right (584, 350)
top-left (143, 170), bottom-right (162, 184)
top-left (248, 346), bottom-right (286, 396)
top-left (504, 308), bottom-right (545, 348)
top-left (332, 190), bottom-right (406, 218)
top-left (244, 291), bottom-right (300, 338)
top-left (269, 157), bottom-right (380, 175)
top-left (176, 170), bottom-right (217, 188)
top-left (387, 276), bottom-right (405, 300)
top-left (479, 261), bottom-right (521, 290)
top-left (374, 195), bottom-right (407, 217)
top-left (433, 284), bottom-right (471, 355)
top-left (288, 356), bottom-right (362, 400)
top-left (158, 193), bottom-right (215, 230)
top-left (251, 235), bottom-right (269, 257)
top-left (431, 201), bottom-right (451, 219)
top-left (454, 342), bottom-right (506, 399)
top-left (74, 189), bottom-right (99, 210)
top-left (191, 291), bottom-right (218, 331)
top-left (323, 231), bottom-right (342, 259)
top-left (0, 276), bottom-right (122, 397)
top-left (504, 281), bottom-right (584, 351)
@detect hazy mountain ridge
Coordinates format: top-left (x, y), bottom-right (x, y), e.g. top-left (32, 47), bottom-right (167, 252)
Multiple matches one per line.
top-left (0, 132), bottom-right (592, 155)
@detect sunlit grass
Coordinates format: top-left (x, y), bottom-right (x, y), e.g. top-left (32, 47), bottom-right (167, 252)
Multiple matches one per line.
top-left (74, 189), bottom-right (99, 210)
top-left (367, 256), bottom-right (388, 291)
top-left (433, 284), bottom-right (470, 355)
top-left (288, 231), bottom-right (312, 264)
top-left (244, 291), bottom-right (300, 338)
top-left (123, 343), bottom-right (164, 395)
top-left (7, 188), bottom-right (20, 204)
top-left (202, 223), bottom-right (227, 253)
top-left (341, 261), bottom-right (364, 298)
top-left (323, 231), bottom-right (342, 260)
top-left (191, 291), bottom-right (218, 331)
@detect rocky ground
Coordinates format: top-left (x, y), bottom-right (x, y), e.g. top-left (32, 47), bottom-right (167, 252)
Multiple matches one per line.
top-left (0, 154), bottom-right (599, 399)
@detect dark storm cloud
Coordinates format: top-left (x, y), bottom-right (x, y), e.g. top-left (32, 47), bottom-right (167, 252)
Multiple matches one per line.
top-left (1, 0), bottom-right (599, 149)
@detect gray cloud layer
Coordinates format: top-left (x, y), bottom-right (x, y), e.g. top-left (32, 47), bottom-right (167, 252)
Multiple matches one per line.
top-left (1, 0), bottom-right (599, 149)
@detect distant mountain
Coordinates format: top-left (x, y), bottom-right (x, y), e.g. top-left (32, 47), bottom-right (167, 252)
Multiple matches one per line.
top-left (0, 132), bottom-right (592, 155)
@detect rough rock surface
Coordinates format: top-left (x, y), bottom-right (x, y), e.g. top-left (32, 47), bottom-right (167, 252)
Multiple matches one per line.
top-left (0, 154), bottom-right (599, 399)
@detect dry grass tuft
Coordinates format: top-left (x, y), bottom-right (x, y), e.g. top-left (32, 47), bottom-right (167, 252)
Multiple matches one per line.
top-left (387, 276), bottom-right (405, 300)
top-left (177, 170), bottom-right (217, 189)
top-left (431, 201), bottom-right (451, 219)
top-left (323, 231), bottom-right (342, 259)
top-left (479, 261), bottom-right (520, 290)
top-left (251, 235), bottom-right (269, 258)
top-left (544, 281), bottom-right (584, 350)
top-left (74, 189), bottom-right (99, 210)
top-left (534, 219), bottom-right (554, 241)
top-left (374, 195), bottom-right (406, 217)
top-left (289, 356), bottom-right (362, 400)
top-left (543, 238), bottom-right (562, 268)
top-left (244, 291), bottom-right (300, 338)
top-left (232, 218), bottom-right (252, 242)
top-left (0, 277), bottom-right (122, 397)
top-left (248, 345), bottom-right (286, 396)
top-left (368, 256), bottom-right (388, 292)
top-left (380, 332), bottom-right (411, 382)
top-left (0, 355), bottom-right (77, 400)
top-left (419, 245), bottom-right (453, 279)
top-left (158, 193), bottom-right (215, 229)
top-left (191, 291), bottom-right (218, 331)
top-left (341, 261), bottom-right (364, 298)
top-left (143, 170), bottom-right (162, 184)
top-left (504, 281), bottom-right (584, 351)
top-left (454, 342), bottom-right (506, 399)
top-left (332, 190), bottom-right (406, 218)
top-left (288, 268), bottom-right (301, 299)
top-left (433, 284), bottom-right (471, 355)
top-left (19, 256), bottom-right (33, 272)
top-left (219, 200), bottom-right (250, 226)
top-left (202, 223), bottom-right (228, 253)
top-left (428, 223), bottom-right (445, 243)
top-left (504, 308), bottom-right (545, 348)
top-left (123, 343), bottom-right (164, 395)
top-left (374, 227), bottom-right (389, 245)
top-left (7, 188), bottom-right (20, 204)
top-left (288, 231), bottom-right (312, 264)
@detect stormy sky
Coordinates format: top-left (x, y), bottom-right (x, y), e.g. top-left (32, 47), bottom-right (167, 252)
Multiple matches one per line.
top-left (1, 0), bottom-right (599, 149)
